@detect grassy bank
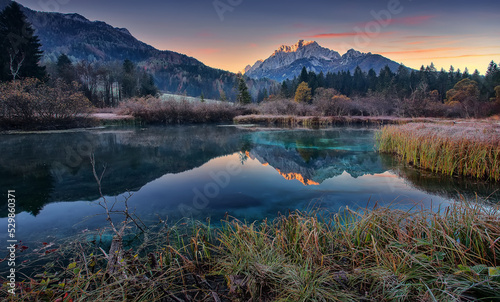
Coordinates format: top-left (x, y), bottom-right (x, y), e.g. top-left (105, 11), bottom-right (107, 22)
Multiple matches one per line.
top-left (234, 114), bottom-right (440, 127)
top-left (377, 123), bottom-right (500, 181)
top-left (2, 201), bottom-right (499, 301)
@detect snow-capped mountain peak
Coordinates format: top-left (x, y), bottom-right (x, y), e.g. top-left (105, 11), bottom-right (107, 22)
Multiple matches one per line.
top-left (244, 40), bottom-right (400, 82)
top-left (245, 40), bottom-right (341, 78)
top-left (343, 49), bottom-right (363, 59)
top-left (275, 40), bottom-right (317, 53)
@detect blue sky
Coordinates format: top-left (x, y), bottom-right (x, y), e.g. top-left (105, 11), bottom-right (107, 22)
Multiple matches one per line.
top-left (15, 0), bottom-right (500, 73)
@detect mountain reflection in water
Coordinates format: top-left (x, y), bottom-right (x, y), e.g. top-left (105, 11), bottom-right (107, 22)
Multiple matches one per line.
top-left (0, 125), bottom-right (498, 244)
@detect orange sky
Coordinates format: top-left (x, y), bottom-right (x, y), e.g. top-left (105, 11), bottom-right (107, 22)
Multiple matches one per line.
top-left (17, 0), bottom-right (500, 74)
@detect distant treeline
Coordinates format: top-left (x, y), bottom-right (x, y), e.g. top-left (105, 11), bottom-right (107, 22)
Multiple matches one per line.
top-left (46, 56), bottom-right (159, 107)
top-left (0, 2), bottom-right (277, 108)
top-left (0, 2), bottom-right (159, 109)
top-left (2, 1), bottom-right (499, 120)
top-left (278, 64), bottom-right (500, 102)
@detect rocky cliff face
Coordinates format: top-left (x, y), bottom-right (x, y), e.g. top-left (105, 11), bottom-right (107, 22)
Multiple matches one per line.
top-left (267, 40), bottom-right (341, 69)
top-left (245, 40), bottom-right (400, 82)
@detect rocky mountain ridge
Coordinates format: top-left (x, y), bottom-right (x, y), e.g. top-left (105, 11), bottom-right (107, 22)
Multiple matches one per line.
top-left (245, 40), bottom-right (401, 82)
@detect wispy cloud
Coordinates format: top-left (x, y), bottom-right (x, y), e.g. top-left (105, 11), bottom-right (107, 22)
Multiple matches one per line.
top-left (391, 35), bottom-right (462, 47)
top-left (306, 31), bottom-right (397, 39)
top-left (379, 47), bottom-right (461, 56)
top-left (431, 53), bottom-right (500, 59)
top-left (307, 32), bottom-right (359, 38)
top-left (354, 15), bottom-right (437, 29)
top-left (406, 41), bottom-right (426, 45)
top-left (270, 25), bottom-right (329, 40)
top-left (196, 31), bottom-right (215, 38)
top-left (403, 35), bottom-right (451, 40)
top-left (389, 15), bottom-right (437, 25)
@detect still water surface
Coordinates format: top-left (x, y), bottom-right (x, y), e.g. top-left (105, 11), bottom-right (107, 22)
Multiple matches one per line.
top-left (1, 125), bottom-right (498, 246)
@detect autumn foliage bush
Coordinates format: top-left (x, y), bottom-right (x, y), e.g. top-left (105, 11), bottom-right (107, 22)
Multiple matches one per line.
top-left (0, 78), bottom-right (93, 129)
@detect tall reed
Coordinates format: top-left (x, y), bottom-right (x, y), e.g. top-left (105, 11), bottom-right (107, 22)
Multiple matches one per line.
top-left (377, 123), bottom-right (500, 181)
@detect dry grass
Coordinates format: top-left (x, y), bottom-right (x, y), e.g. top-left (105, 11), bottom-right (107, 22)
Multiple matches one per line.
top-left (377, 122), bottom-right (500, 181)
top-left (119, 96), bottom-right (242, 124)
top-left (2, 201), bottom-right (499, 301)
top-left (234, 114), bottom-right (441, 127)
top-left (216, 201), bottom-right (500, 301)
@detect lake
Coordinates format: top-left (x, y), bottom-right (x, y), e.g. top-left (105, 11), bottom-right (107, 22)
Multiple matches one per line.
top-left (1, 125), bottom-right (499, 249)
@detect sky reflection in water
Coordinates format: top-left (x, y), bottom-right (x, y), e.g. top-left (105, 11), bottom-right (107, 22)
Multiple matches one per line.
top-left (1, 125), bottom-right (497, 245)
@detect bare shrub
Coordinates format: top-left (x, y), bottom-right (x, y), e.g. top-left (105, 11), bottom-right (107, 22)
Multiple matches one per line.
top-left (119, 96), bottom-right (241, 124)
top-left (394, 85), bottom-right (445, 118)
top-left (424, 101), bottom-right (448, 117)
top-left (313, 89), bottom-right (351, 116)
top-left (258, 99), bottom-right (298, 115)
top-left (348, 96), bottom-right (384, 116)
top-left (0, 78), bottom-right (93, 129)
top-left (257, 98), bottom-right (317, 116)
top-left (296, 102), bottom-right (318, 116)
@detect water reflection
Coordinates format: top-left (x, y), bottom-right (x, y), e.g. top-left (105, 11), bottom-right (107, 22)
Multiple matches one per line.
top-left (247, 129), bottom-right (385, 185)
top-left (0, 126), bottom-right (498, 244)
top-left (0, 126), bottom-right (246, 216)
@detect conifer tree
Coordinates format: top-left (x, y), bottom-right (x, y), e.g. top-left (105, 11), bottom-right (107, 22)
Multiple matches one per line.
top-left (299, 67), bottom-right (309, 83)
top-left (121, 59), bottom-right (136, 98)
top-left (0, 2), bottom-right (46, 81)
top-left (56, 54), bottom-right (76, 83)
top-left (139, 72), bottom-right (158, 97)
top-left (219, 89), bottom-right (227, 102)
top-left (486, 61), bottom-right (498, 78)
top-left (237, 76), bottom-right (251, 104)
top-left (495, 85), bottom-right (500, 104)
top-left (486, 61), bottom-right (500, 87)
top-left (281, 81), bottom-right (289, 98)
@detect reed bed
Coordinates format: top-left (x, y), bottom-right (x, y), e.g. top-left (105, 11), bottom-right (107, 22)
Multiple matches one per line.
top-left (2, 201), bottom-right (499, 301)
top-left (234, 114), bottom-right (440, 127)
top-left (377, 122), bottom-right (500, 181)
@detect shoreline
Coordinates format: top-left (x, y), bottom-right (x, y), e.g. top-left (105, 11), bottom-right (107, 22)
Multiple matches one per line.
top-left (2, 111), bottom-right (499, 132)
top-left (233, 114), bottom-right (445, 126)
top-left (1, 202), bottom-right (499, 301)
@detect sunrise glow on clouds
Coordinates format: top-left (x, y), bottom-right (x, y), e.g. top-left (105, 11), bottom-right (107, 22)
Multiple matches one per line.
top-left (16, 0), bottom-right (500, 74)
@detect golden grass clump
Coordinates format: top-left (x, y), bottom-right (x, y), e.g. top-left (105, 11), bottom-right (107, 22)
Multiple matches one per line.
top-left (2, 202), bottom-right (499, 301)
top-left (377, 122), bottom-right (500, 181)
top-left (215, 202), bottom-right (500, 301)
